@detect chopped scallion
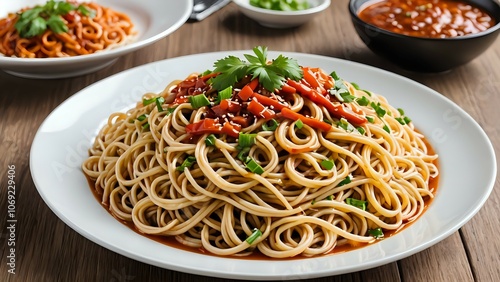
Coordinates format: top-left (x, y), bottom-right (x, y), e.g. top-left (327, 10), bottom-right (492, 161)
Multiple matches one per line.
top-left (351, 82), bottom-right (361, 90)
top-left (142, 96), bottom-right (165, 112)
top-left (340, 92), bottom-right (356, 103)
top-left (237, 147), bottom-right (251, 162)
top-left (166, 106), bottom-right (177, 116)
top-left (262, 119), bottom-right (279, 131)
top-left (142, 97), bottom-right (156, 106)
top-left (362, 90), bottom-right (373, 97)
top-left (320, 159), bottom-right (335, 170)
top-left (383, 124), bottom-right (391, 133)
top-left (326, 195), bottom-right (333, 200)
top-left (357, 127), bottom-right (366, 135)
top-left (155, 97), bottom-right (165, 112)
top-left (346, 198), bottom-right (367, 210)
top-left (338, 176), bottom-right (351, 186)
top-left (371, 102), bottom-right (386, 118)
top-left (368, 227), bottom-right (384, 239)
top-left (295, 119), bottom-right (304, 129)
top-left (246, 228), bottom-right (262, 244)
top-left (338, 118), bottom-right (355, 132)
top-left (395, 117), bottom-right (406, 125)
top-left (366, 116), bottom-right (375, 123)
top-left (330, 71), bottom-right (340, 81)
top-left (205, 134), bottom-right (216, 146)
top-left (177, 156), bottom-right (196, 172)
top-left (189, 94), bottom-right (211, 109)
top-left (356, 96), bottom-right (370, 106)
top-left (137, 114), bottom-right (148, 121)
top-left (238, 133), bottom-right (257, 148)
top-left (245, 157), bottom-right (264, 174)
top-left (217, 86), bottom-right (233, 103)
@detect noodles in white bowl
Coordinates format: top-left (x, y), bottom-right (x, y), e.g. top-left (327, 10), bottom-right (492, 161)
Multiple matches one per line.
top-left (82, 47), bottom-right (438, 258)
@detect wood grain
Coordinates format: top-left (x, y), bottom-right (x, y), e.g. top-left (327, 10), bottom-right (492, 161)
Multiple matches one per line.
top-left (1, 1), bottom-right (499, 281)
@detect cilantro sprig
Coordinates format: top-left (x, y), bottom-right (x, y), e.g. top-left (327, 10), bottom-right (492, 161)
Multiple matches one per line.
top-left (211, 46), bottom-right (303, 92)
top-left (15, 0), bottom-right (95, 38)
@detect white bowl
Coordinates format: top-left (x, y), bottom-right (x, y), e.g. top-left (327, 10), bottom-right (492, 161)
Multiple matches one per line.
top-left (233, 0), bottom-right (331, 28)
top-left (0, 0), bottom-right (192, 79)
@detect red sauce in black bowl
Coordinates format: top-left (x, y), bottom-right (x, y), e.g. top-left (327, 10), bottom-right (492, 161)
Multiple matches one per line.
top-left (358, 0), bottom-right (496, 38)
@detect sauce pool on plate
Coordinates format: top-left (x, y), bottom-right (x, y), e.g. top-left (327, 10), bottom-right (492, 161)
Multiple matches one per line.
top-left (358, 0), bottom-right (496, 38)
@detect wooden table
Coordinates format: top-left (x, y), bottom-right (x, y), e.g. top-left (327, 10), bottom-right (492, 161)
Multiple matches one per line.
top-left (1, 1), bottom-right (499, 281)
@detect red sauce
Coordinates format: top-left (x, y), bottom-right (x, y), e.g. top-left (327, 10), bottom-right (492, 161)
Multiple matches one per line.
top-left (358, 0), bottom-right (496, 38)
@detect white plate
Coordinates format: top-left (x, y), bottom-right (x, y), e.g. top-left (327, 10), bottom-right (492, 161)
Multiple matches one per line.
top-left (0, 0), bottom-right (192, 79)
top-left (30, 51), bottom-right (496, 280)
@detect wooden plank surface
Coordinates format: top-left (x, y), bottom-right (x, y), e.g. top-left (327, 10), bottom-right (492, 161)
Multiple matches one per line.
top-left (1, 1), bottom-right (499, 281)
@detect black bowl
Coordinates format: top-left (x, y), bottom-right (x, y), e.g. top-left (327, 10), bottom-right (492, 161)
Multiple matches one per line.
top-left (348, 0), bottom-right (500, 72)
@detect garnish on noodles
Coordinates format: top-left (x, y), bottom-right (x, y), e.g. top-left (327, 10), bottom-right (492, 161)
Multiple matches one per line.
top-left (82, 46), bottom-right (438, 258)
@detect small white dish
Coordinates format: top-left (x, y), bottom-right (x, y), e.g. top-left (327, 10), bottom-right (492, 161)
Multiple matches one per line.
top-left (0, 0), bottom-right (192, 79)
top-left (233, 0), bottom-right (331, 28)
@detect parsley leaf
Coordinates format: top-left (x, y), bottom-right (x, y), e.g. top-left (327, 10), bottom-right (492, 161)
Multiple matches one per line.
top-left (46, 15), bottom-right (67, 34)
top-left (14, 0), bottom-right (95, 38)
top-left (211, 46), bottom-right (302, 92)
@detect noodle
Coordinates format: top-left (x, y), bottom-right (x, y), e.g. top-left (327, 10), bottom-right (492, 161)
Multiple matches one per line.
top-left (82, 57), bottom-right (438, 258)
top-left (0, 1), bottom-right (136, 58)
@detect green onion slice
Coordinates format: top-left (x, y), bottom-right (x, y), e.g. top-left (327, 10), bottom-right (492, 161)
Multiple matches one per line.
top-left (320, 159), bottom-right (334, 170)
top-left (189, 94), bottom-right (211, 109)
top-left (383, 124), bottom-right (391, 133)
top-left (346, 198), bottom-right (367, 210)
top-left (366, 116), bottom-right (375, 123)
top-left (238, 133), bottom-right (257, 148)
top-left (205, 134), bottom-right (216, 146)
top-left (217, 86), bottom-right (233, 103)
top-left (166, 106), bottom-right (177, 116)
top-left (155, 97), bottom-right (165, 112)
top-left (245, 157), bottom-right (264, 174)
top-left (237, 147), bottom-right (251, 162)
top-left (330, 71), bottom-right (341, 81)
top-left (371, 102), bottom-right (387, 117)
top-left (338, 176), bottom-right (351, 186)
top-left (295, 119), bottom-right (304, 129)
top-left (368, 227), bottom-right (384, 239)
top-left (262, 119), bottom-right (279, 131)
top-left (245, 228), bottom-right (262, 244)
top-left (356, 96), bottom-right (370, 106)
top-left (137, 114), bottom-right (148, 122)
top-left (177, 156), bottom-right (196, 172)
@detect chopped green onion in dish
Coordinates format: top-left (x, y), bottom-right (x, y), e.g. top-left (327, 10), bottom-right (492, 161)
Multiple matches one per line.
top-left (368, 227), bottom-right (384, 239)
top-left (245, 228), bottom-right (263, 244)
top-left (295, 119), bottom-right (304, 129)
top-left (346, 198), bottom-right (367, 210)
top-left (238, 133), bottom-right (257, 148)
top-left (245, 157), bottom-right (265, 174)
top-left (189, 94), bottom-right (211, 109)
top-left (249, 0), bottom-right (309, 11)
top-left (205, 134), bottom-right (217, 146)
top-left (262, 119), bottom-right (279, 131)
top-left (320, 159), bottom-right (334, 170)
top-left (177, 156), bottom-right (196, 172)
